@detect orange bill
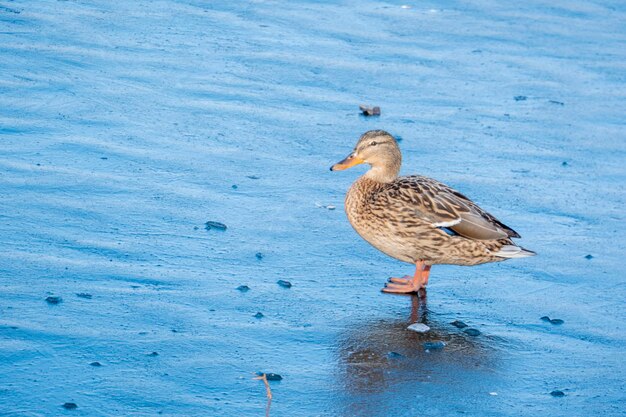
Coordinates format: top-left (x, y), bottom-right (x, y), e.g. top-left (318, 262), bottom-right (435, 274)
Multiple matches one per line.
top-left (330, 154), bottom-right (364, 171)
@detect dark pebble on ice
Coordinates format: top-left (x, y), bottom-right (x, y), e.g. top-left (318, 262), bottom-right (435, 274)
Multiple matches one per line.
top-left (277, 280), bottom-right (292, 288)
top-left (584, 254), bottom-right (593, 259)
top-left (236, 285), bottom-right (250, 292)
top-left (451, 320), bottom-right (468, 328)
top-left (205, 221), bottom-right (227, 231)
top-left (90, 361), bottom-right (102, 367)
top-left (550, 390), bottom-right (565, 397)
top-left (100, 156), bottom-right (108, 160)
top-left (423, 341), bottom-right (446, 351)
top-left (62, 403), bottom-right (77, 410)
top-left (257, 372), bottom-right (283, 381)
top-left (46, 296), bottom-right (62, 305)
top-left (254, 312), bottom-right (264, 319)
top-left (231, 184), bottom-right (238, 189)
top-left (463, 328), bottom-right (481, 336)
top-left (76, 293), bottom-right (92, 299)
top-left (387, 351), bottom-right (403, 359)
top-left (255, 252), bottom-right (263, 260)
top-left (562, 161), bottom-right (568, 166)
top-left (359, 104), bottom-right (381, 116)
top-left (514, 95), bottom-right (527, 101)
top-left (247, 175), bottom-right (260, 180)
top-left (0, 6), bottom-right (21, 14)
top-left (541, 316), bottom-right (564, 325)
top-left (147, 351), bottom-right (159, 357)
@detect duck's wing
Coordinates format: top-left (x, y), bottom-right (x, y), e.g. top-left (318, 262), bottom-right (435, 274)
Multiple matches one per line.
top-left (387, 176), bottom-right (520, 240)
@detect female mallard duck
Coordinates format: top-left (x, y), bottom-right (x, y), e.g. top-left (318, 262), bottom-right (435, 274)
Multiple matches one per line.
top-left (331, 130), bottom-right (535, 294)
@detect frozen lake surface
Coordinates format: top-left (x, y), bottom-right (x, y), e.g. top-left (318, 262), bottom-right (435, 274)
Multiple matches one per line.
top-left (1, 0), bottom-right (625, 415)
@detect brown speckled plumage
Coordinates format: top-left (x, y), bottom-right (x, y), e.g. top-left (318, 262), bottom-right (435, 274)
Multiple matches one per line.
top-left (333, 130), bottom-right (535, 268)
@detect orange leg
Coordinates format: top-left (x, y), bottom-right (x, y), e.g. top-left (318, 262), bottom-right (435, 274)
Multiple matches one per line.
top-left (422, 265), bottom-right (431, 286)
top-left (382, 261), bottom-right (431, 294)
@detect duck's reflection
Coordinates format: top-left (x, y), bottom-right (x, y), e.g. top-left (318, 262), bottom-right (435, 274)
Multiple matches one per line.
top-left (335, 293), bottom-right (496, 415)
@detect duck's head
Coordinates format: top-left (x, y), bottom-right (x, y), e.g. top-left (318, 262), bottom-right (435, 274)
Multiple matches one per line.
top-left (330, 130), bottom-right (401, 183)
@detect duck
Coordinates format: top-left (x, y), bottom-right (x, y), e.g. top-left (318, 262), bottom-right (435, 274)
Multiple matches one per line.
top-left (330, 130), bottom-right (535, 294)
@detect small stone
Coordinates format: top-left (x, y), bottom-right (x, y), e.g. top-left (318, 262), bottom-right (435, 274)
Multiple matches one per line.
top-left (231, 184), bottom-right (238, 189)
top-left (423, 341), bottom-right (446, 351)
top-left (205, 221), bottom-right (227, 231)
top-left (45, 296), bottom-right (62, 305)
top-left (387, 351), bottom-right (403, 359)
top-left (550, 318), bottom-right (564, 325)
top-left (359, 104), bottom-right (381, 116)
top-left (147, 351), bottom-right (159, 357)
top-left (62, 403), bottom-right (77, 410)
top-left (236, 285), bottom-right (250, 292)
top-left (277, 280), bottom-right (292, 289)
top-left (89, 361), bottom-right (102, 367)
top-left (255, 252), bottom-right (263, 260)
top-left (463, 328), bottom-right (481, 336)
top-left (584, 254), bottom-right (593, 260)
top-left (407, 323), bottom-right (430, 333)
top-left (256, 372), bottom-right (283, 381)
top-left (540, 316), bottom-right (551, 322)
top-left (514, 95), bottom-right (527, 101)
top-left (451, 320), bottom-right (468, 328)
top-left (254, 312), bottom-right (264, 319)
top-left (76, 293), bottom-right (92, 299)
top-left (550, 390), bottom-right (565, 397)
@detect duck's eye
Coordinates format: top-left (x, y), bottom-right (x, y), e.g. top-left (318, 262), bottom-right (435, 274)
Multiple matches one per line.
top-left (369, 141), bottom-right (377, 146)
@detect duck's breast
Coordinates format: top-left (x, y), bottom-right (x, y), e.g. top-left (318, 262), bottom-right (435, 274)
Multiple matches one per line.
top-left (344, 179), bottom-right (419, 263)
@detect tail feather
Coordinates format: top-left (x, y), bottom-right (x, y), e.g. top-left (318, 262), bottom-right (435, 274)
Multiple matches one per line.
top-left (494, 245), bottom-right (536, 259)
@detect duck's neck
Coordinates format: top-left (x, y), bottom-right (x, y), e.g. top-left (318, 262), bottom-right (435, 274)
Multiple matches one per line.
top-left (364, 161), bottom-right (400, 183)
